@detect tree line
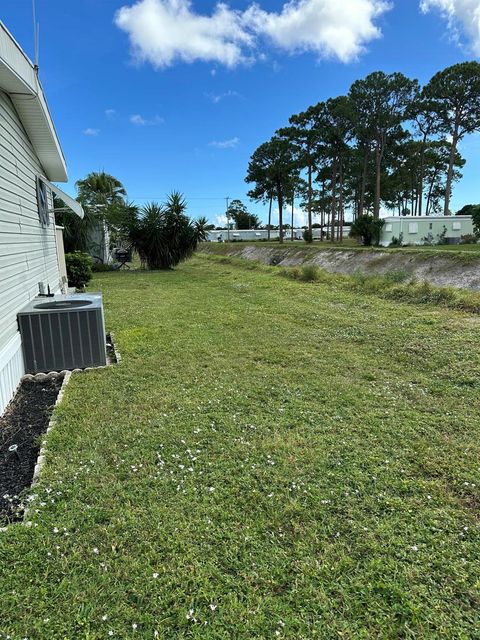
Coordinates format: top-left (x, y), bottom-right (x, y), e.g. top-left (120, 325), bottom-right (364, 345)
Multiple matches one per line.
top-left (245, 61), bottom-right (480, 243)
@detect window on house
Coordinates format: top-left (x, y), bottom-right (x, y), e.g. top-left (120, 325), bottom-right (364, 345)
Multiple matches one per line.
top-left (36, 176), bottom-right (50, 226)
top-left (385, 224), bottom-right (393, 232)
top-left (408, 223), bottom-right (418, 234)
top-left (452, 221), bottom-right (461, 231)
top-left (429, 222), bottom-right (433, 230)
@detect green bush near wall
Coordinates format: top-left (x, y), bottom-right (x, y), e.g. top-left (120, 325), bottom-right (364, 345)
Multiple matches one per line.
top-left (65, 252), bottom-right (93, 290)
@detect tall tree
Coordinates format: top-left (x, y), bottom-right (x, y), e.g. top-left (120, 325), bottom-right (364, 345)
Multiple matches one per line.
top-left (245, 137), bottom-right (297, 243)
top-left (319, 96), bottom-right (355, 241)
top-left (227, 199), bottom-right (260, 229)
top-left (349, 71), bottom-right (418, 218)
top-left (408, 95), bottom-right (439, 216)
top-left (278, 104), bottom-right (321, 236)
top-left (423, 62), bottom-right (480, 215)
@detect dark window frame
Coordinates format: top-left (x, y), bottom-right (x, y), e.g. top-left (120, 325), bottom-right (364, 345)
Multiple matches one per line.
top-left (36, 176), bottom-right (50, 226)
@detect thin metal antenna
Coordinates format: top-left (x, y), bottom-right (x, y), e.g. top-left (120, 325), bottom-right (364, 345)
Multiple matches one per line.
top-left (32, 0), bottom-right (39, 71)
top-left (36, 22), bottom-right (40, 69)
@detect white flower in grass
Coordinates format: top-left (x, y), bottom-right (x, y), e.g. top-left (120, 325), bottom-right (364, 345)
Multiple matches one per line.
top-left (132, 623), bottom-right (138, 630)
top-left (209, 604), bottom-right (217, 611)
top-left (93, 547), bottom-right (99, 554)
top-left (102, 615), bottom-right (108, 621)
top-left (53, 527), bottom-right (59, 533)
top-left (410, 545), bottom-right (418, 551)
top-left (152, 572), bottom-right (159, 578)
top-left (108, 632), bottom-right (114, 637)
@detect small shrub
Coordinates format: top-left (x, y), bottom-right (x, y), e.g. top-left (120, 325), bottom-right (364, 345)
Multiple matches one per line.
top-left (389, 233), bottom-right (404, 247)
top-left (269, 255), bottom-right (283, 266)
top-left (92, 262), bottom-right (115, 272)
top-left (460, 234), bottom-right (477, 244)
top-left (65, 252), bottom-right (93, 290)
top-left (300, 264), bottom-right (320, 281)
top-left (350, 215), bottom-right (385, 246)
top-left (437, 225), bottom-right (448, 245)
top-left (303, 229), bottom-right (313, 244)
top-left (385, 270), bottom-right (410, 284)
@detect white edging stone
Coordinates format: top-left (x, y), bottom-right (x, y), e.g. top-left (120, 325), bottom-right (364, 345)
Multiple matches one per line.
top-left (110, 332), bottom-right (122, 364)
top-left (3, 342), bottom-right (118, 531)
top-left (21, 371), bottom-right (72, 526)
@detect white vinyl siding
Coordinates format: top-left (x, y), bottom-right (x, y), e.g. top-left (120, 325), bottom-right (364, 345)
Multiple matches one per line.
top-left (0, 87), bottom-right (60, 364)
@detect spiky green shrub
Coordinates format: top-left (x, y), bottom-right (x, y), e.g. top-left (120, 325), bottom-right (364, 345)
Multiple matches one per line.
top-left (128, 193), bottom-right (207, 270)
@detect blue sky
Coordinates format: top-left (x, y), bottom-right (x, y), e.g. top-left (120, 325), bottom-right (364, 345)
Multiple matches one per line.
top-left (3, 0), bottom-right (480, 225)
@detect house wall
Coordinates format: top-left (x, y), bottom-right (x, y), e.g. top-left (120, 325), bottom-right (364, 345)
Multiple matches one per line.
top-left (379, 216), bottom-right (474, 247)
top-left (0, 88), bottom-right (61, 414)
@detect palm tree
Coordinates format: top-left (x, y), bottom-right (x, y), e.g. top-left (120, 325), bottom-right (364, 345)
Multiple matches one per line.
top-left (194, 216), bottom-right (209, 241)
top-left (75, 171), bottom-right (126, 207)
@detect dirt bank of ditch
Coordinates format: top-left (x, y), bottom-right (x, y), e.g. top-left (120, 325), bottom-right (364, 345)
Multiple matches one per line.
top-left (200, 243), bottom-right (480, 291)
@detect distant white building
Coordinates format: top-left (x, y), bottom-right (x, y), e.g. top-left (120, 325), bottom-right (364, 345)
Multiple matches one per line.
top-left (206, 227), bottom-right (351, 242)
top-left (379, 216), bottom-right (474, 247)
top-left (0, 22), bottom-right (83, 414)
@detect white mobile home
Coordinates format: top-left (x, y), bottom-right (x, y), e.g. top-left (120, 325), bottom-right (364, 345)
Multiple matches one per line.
top-left (0, 22), bottom-right (83, 414)
top-left (206, 227), bottom-right (352, 242)
top-left (379, 216), bottom-right (474, 247)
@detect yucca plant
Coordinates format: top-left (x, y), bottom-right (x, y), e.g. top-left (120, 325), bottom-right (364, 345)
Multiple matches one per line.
top-left (128, 192), bottom-right (206, 269)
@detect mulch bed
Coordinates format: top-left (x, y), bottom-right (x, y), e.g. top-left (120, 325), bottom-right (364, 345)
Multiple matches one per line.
top-left (0, 374), bottom-right (64, 525)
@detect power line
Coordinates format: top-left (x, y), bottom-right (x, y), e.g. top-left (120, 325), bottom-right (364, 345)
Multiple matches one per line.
top-left (129, 196), bottom-right (243, 201)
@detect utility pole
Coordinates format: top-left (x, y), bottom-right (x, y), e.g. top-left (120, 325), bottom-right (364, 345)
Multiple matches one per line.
top-left (226, 197), bottom-right (230, 242)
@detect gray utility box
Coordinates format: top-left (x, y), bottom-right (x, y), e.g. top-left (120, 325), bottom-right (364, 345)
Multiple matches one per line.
top-left (18, 293), bottom-right (107, 373)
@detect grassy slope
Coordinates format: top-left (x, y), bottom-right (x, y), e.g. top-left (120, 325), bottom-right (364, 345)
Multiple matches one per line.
top-left (204, 241), bottom-right (480, 264)
top-left (1, 256), bottom-right (480, 639)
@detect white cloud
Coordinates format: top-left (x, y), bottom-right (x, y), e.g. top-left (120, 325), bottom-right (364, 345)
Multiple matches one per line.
top-left (105, 109), bottom-right (116, 117)
top-left (420, 0), bottom-right (480, 54)
top-left (245, 0), bottom-right (391, 63)
top-left (215, 215), bottom-right (228, 226)
top-left (115, 0), bottom-right (391, 68)
top-left (130, 113), bottom-right (164, 125)
top-left (205, 89), bottom-right (242, 103)
top-left (274, 205), bottom-right (308, 227)
top-left (209, 136), bottom-right (240, 148)
top-left (83, 128), bottom-right (100, 136)
top-left (115, 0), bottom-right (254, 68)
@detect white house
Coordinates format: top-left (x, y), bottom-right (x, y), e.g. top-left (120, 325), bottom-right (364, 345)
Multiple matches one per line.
top-left (379, 216), bottom-right (474, 247)
top-left (0, 22), bottom-right (83, 415)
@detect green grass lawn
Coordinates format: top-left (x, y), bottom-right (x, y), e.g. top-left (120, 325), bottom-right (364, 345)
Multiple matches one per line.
top-left (1, 255), bottom-right (480, 638)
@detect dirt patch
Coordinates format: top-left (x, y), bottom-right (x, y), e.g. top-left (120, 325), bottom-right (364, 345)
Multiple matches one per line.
top-left (0, 375), bottom-right (64, 525)
top-left (201, 244), bottom-right (480, 291)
